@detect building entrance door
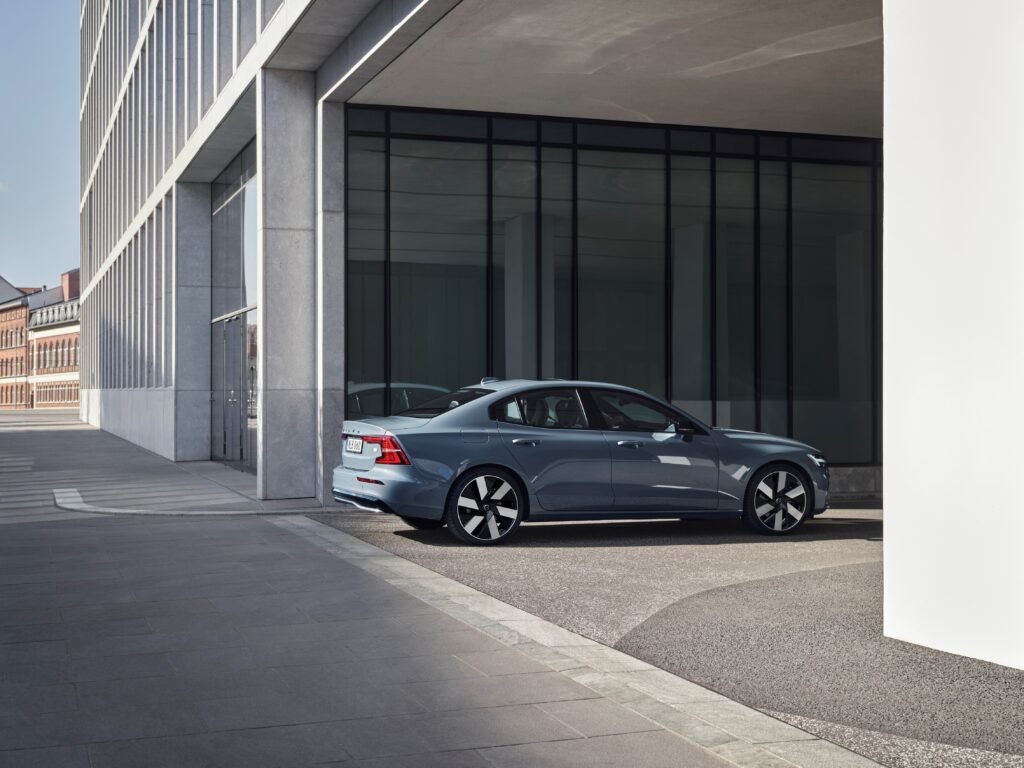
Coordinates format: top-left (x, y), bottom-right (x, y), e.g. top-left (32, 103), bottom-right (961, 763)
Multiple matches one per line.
top-left (210, 310), bottom-right (258, 473)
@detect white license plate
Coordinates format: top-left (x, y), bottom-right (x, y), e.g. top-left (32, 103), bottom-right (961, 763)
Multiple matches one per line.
top-left (345, 437), bottom-right (363, 453)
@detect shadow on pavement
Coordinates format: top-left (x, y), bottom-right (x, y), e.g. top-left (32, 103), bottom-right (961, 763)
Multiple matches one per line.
top-left (388, 515), bottom-right (882, 548)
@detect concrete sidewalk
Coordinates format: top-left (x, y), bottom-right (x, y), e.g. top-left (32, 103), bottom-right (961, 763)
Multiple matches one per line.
top-left (0, 412), bottom-right (324, 523)
top-left (0, 412), bottom-right (884, 767)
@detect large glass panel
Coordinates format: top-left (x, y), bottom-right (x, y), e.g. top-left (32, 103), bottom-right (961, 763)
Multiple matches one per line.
top-left (578, 150), bottom-right (665, 395)
top-left (243, 308), bottom-right (258, 473)
top-left (792, 163), bottom-right (873, 463)
top-left (715, 158), bottom-right (756, 429)
top-left (670, 155), bottom-right (711, 422)
top-left (242, 181), bottom-right (258, 307)
top-left (759, 160), bottom-right (788, 435)
top-left (346, 136), bottom-right (387, 419)
top-left (492, 145), bottom-right (537, 379)
top-left (211, 192), bottom-right (242, 319)
top-left (389, 139), bottom-right (487, 398)
top-left (211, 141), bottom-right (257, 319)
top-left (389, 111), bottom-right (487, 139)
top-left (210, 316), bottom-right (242, 462)
top-left (217, 0), bottom-right (233, 91)
top-left (540, 148), bottom-right (572, 379)
top-left (262, 0), bottom-right (283, 27)
top-left (237, 0), bottom-right (257, 62)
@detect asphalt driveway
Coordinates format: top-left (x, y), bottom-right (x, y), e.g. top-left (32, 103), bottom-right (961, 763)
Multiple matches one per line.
top-left (312, 510), bottom-right (1024, 768)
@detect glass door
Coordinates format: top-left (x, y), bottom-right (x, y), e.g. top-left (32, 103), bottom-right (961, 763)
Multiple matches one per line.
top-left (211, 311), bottom-right (257, 473)
top-left (211, 316), bottom-right (241, 464)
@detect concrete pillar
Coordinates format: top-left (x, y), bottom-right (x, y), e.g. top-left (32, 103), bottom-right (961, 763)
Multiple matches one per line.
top-left (257, 68), bottom-right (317, 499)
top-left (173, 182), bottom-right (212, 460)
top-left (883, 0), bottom-right (1024, 669)
top-left (317, 100), bottom-right (347, 502)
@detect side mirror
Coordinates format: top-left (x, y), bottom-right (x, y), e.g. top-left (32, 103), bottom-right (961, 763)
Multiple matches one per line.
top-left (679, 426), bottom-right (695, 442)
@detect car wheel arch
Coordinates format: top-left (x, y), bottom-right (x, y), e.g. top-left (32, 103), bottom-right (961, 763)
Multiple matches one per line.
top-left (744, 459), bottom-right (813, 504)
top-left (445, 463), bottom-right (532, 520)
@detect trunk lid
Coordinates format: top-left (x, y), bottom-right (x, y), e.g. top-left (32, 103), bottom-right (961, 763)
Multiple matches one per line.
top-left (341, 417), bottom-right (427, 471)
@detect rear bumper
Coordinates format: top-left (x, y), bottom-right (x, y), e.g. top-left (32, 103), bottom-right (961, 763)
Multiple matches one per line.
top-left (331, 463), bottom-right (446, 521)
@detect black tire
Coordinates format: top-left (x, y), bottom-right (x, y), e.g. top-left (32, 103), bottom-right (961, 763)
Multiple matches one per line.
top-left (445, 467), bottom-right (525, 545)
top-left (399, 516), bottom-right (445, 531)
top-left (742, 463), bottom-right (812, 536)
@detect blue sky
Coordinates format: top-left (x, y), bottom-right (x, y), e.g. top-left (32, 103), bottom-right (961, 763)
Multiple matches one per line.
top-left (0, 1), bottom-right (80, 290)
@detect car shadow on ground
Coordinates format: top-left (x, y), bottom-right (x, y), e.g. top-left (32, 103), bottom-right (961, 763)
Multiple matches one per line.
top-left (387, 515), bottom-right (882, 548)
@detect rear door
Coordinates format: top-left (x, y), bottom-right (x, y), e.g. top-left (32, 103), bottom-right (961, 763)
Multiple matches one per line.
top-left (584, 388), bottom-right (719, 511)
top-left (495, 388), bottom-right (613, 512)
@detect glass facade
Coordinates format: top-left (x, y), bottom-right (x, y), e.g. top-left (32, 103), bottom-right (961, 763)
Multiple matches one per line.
top-left (346, 107), bottom-right (880, 465)
top-left (210, 141), bottom-right (259, 472)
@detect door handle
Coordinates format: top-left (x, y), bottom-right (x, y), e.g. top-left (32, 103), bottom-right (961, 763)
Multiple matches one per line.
top-left (616, 440), bottom-right (643, 448)
top-left (512, 438), bottom-right (539, 447)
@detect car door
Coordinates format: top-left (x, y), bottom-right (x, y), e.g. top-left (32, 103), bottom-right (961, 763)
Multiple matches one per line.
top-left (495, 388), bottom-right (614, 512)
top-left (585, 388), bottom-right (719, 511)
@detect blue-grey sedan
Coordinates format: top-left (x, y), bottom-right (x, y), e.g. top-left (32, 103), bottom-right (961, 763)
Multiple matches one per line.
top-left (332, 379), bottom-right (829, 545)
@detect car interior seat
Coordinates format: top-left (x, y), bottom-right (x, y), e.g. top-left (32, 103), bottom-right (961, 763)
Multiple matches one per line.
top-left (554, 398), bottom-right (583, 429)
top-left (522, 397), bottom-right (549, 427)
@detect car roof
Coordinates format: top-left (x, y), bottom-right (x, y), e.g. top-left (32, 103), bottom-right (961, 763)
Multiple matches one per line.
top-left (466, 379), bottom-right (650, 396)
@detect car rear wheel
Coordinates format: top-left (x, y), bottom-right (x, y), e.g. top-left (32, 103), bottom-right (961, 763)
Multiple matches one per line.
top-left (445, 468), bottom-right (524, 545)
top-left (398, 516), bottom-right (445, 531)
top-left (743, 464), bottom-right (811, 536)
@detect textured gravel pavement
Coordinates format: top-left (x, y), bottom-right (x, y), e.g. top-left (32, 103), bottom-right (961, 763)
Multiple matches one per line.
top-left (312, 509), bottom-right (1024, 768)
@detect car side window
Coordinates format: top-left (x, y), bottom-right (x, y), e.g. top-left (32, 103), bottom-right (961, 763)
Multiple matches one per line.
top-left (590, 389), bottom-right (688, 432)
top-left (496, 389), bottom-right (589, 430)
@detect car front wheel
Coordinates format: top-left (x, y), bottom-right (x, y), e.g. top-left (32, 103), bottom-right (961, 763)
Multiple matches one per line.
top-left (743, 464), bottom-right (811, 536)
top-left (445, 468), bottom-right (524, 545)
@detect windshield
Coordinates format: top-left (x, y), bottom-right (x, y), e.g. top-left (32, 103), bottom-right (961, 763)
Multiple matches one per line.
top-left (399, 387), bottom-right (493, 418)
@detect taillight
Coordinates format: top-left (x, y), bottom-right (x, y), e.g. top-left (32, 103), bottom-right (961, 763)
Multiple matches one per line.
top-left (363, 435), bottom-right (410, 465)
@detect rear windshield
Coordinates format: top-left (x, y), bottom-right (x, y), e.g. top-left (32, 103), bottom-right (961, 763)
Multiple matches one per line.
top-left (398, 388), bottom-right (492, 418)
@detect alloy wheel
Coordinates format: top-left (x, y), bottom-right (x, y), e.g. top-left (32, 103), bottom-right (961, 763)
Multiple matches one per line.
top-left (455, 475), bottom-right (519, 542)
top-left (752, 470), bottom-right (807, 533)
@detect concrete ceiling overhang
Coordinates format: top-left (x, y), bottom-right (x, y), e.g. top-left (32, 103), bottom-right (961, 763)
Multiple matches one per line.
top-left (351, 0), bottom-right (882, 137)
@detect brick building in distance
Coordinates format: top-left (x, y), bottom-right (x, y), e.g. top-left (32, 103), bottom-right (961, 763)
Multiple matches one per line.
top-left (0, 270), bottom-right (81, 409)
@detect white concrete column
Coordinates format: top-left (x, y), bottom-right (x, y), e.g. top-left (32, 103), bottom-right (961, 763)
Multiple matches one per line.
top-left (317, 100), bottom-right (346, 503)
top-left (883, 0), bottom-right (1024, 669)
top-left (257, 68), bottom-right (317, 499)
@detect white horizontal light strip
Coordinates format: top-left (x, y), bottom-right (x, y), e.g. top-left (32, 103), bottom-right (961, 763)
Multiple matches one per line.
top-left (81, 0), bottom-right (314, 302)
top-left (210, 305), bottom-right (257, 324)
top-left (210, 179), bottom-right (253, 216)
top-left (320, 0), bottom-right (431, 103)
top-left (80, 0), bottom-right (113, 117)
top-left (81, 0), bottom-right (162, 208)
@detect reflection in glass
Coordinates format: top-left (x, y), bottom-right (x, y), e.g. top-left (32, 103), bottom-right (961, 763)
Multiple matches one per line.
top-left (578, 150), bottom-right (665, 395)
top-left (540, 148), bottom-right (572, 380)
top-left (671, 155), bottom-right (711, 422)
top-left (792, 163), bottom-right (873, 463)
top-left (759, 160), bottom-right (788, 436)
top-left (243, 309), bottom-right (258, 473)
top-left (346, 137), bottom-right (387, 418)
top-left (389, 139), bottom-right (487, 395)
top-left (492, 145), bottom-right (537, 379)
top-left (210, 142), bottom-right (259, 474)
top-left (341, 109), bottom-right (881, 464)
top-left (715, 158), bottom-right (756, 429)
